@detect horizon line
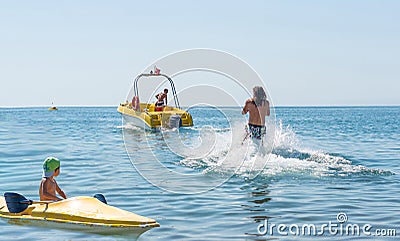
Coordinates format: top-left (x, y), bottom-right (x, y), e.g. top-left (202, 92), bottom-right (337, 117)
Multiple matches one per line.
top-left (1, 104), bottom-right (399, 109)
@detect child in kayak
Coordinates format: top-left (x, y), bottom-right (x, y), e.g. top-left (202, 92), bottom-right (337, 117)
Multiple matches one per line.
top-left (39, 157), bottom-right (67, 201)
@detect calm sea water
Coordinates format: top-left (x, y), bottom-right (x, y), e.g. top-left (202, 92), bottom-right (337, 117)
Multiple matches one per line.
top-left (0, 106), bottom-right (399, 240)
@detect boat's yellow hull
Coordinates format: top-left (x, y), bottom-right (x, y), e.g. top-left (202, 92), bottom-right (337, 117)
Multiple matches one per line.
top-left (118, 103), bottom-right (193, 130)
top-left (48, 107), bottom-right (58, 111)
top-left (0, 196), bottom-right (159, 236)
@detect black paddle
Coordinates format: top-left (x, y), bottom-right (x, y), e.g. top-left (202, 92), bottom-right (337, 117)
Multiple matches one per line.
top-left (4, 192), bottom-right (52, 214)
top-left (93, 193), bottom-right (107, 204)
top-left (4, 192), bottom-right (108, 214)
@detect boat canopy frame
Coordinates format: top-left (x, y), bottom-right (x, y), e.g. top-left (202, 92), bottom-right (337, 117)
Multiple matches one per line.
top-left (133, 73), bottom-right (181, 109)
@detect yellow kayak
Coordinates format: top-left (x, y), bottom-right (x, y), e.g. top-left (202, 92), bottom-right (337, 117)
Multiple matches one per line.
top-left (0, 195), bottom-right (159, 236)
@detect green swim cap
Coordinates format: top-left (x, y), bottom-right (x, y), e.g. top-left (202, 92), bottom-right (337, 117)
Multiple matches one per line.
top-left (43, 157), bottom-right (60, 177)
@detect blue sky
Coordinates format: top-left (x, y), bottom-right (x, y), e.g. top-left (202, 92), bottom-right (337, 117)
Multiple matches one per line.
top-left (0, 0), bottom-right (399, 107)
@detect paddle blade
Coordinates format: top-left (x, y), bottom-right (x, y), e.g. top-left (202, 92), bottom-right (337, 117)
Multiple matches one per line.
top-left (4, 192), bottom-right (31, 213)
top-left (93, 193), bottom-right (107, 204)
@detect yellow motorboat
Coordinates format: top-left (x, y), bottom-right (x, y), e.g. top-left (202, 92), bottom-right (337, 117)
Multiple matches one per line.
top-left (0, 193), bottom-right (159, 237)
top-left (118, 73), bottom-right (193, 130)
top-left (48, 106), bottom-right (58, 111)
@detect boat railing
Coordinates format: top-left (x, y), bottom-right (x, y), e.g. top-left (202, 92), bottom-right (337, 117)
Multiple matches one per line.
top-left (133, 73), bottom-right (181, 109)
